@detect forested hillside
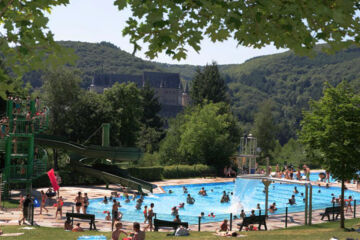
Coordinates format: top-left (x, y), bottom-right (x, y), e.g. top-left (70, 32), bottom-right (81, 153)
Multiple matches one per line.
top-left (60, 41), bottom-right (164, 87)
top-left (23, 41), bottom-right (360, 144)
top-left (222, 46), bottom-right (360, 143)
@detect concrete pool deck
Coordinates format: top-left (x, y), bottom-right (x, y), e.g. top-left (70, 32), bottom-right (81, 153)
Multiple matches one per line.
top-left (1, 176), bottom-right (360, 232)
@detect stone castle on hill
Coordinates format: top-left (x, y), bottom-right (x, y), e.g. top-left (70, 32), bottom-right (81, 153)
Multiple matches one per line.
top-left (89, 71), bottom-right (190, 117)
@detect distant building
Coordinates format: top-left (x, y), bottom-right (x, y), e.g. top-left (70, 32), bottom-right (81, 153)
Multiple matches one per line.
top-left (89, 71), bottom-right (189, 117)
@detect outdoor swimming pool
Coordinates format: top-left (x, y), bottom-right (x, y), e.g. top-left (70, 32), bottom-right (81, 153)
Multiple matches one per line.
top-left (87, 173), bottom-right (359, 224)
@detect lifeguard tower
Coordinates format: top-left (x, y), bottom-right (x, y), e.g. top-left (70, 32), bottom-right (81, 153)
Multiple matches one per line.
top-left (237, 133), bottom-right (259, 174)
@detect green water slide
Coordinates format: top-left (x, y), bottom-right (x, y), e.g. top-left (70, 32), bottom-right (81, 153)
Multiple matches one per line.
top-left (34, 134), bottom-right (157, 193)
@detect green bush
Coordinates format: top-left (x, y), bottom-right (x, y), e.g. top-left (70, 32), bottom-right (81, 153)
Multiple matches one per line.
top-left (162, 164), bottom-right (216, 179)
top-left (127, 166), bottom-right (164, 181)
top-left (32, 166), bottom-right (104, 188)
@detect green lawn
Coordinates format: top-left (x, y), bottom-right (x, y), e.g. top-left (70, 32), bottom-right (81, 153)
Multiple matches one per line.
top-left (1, 199), bottom-right (19, 209)
top-left (1, 219), bottom-right (360, 239)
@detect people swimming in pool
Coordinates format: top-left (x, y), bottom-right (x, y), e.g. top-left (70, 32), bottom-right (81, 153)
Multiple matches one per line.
top-left (182, 186), bottom-right (188, 194)
top-left (171, 206), bottom-right (178, 216)
top-left (269, 202), bottom-right (277, 213)
top-left (178, 202), bottom-right (185, 208)
top-left (250, 210), bottom-right (256, 217)
top-left (103, 196), bottom-right (108, 204)
top-left (169, 190), bottom-right (173, 194)
top-left (289, 195), bottom-right (296, 205)
top-left (240, 210), bottom-right (246, 219)
top-left (220, 191), bottom-right (229, 203)
top-left (199, 187), bottom-right (207, 196)
top-left (186, 194), bottom-right (195, 204)
top-left (293, 187), bottom-right (299, 194)
top-left (199, 212), bottom-right (205, 218)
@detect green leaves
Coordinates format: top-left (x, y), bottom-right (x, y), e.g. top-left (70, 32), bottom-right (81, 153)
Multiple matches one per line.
top-left (300, 81), bottom-right (360, 181)
top-left (159, 102), bottom-right (240, 168)
top-left (114, 0), bottom-right (360, 60)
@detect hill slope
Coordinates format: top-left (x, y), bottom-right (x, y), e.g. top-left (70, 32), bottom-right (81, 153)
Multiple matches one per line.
top-left (222, 46), bottom-right (360, 143)
top-left (24, 41), bottom-right (360, 143)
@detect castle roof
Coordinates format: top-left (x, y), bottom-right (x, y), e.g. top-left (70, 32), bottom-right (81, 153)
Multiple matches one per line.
top-left (142, 72), bottom-right (180, 89)
top-left (93, 71), bottom-right (181, 90)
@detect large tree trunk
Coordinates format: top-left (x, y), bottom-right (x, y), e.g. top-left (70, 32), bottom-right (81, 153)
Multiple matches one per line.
top-left (53, 148), bottom-right (58, 170)
top-left (340, 179), bottom-right (345, 228)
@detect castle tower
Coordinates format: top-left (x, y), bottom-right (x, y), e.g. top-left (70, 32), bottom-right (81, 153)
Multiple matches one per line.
top-left (181, 81), bottom-right (190, 106)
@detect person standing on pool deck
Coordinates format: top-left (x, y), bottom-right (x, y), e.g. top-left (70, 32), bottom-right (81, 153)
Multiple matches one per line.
top-left (83, 193), bottom-right (89, 214)
top-left (143, 206), bottom-right (148, 223)
top-left (40, 190), bottom-right (48, 214)
top-left (74, 192), bottom-right (83, 213)
top-left (326, 171), bottom-right (330, 183)
top-left (148, 203), bottom-right (155, 231)
top-left (112, 199), bottom-right (119, 230)
top-left (19, 194), bottom-right (32, 225)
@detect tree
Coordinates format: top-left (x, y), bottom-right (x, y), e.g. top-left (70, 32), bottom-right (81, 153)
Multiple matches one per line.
top-left (300, 81), bottom-right (360, 228)
top-left (140, 81), bottom-right (163, 130)
top-left (190, 62), bottom-right (228, 105)
top-left (159, 102), bottom-right (240, 168)
top-left (253, 100), bottom-right (277, 162)
top-left (115, 0), bottom-right (360, 60)
top-left (0, 0), bottom-right (72, 98)
top-left (179, 102), bottom-right (240, 169)
top-left (158, 114), bottom-right (185, 165)
top-left (67, 91), bottom-right (111, 145)
top-left (104, 82), bottom-right (143, 146)
top-left (137, 82), bottom-right (163, 153)
top-left (271, 139), bottom-right (307, 167)
top-left (42, 67), bottom-right (82, 169)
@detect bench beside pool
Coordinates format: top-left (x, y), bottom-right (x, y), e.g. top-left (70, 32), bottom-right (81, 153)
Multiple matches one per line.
top-left (237, 215), bottom-right (267, 231)
top-left (66, 212), bottom-right (97, 230)
top-left (154, 219), bottom-right (189, 231)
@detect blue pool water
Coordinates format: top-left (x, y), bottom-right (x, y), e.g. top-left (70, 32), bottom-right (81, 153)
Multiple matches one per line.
top-left (87, 173), bottom-right (356, 224)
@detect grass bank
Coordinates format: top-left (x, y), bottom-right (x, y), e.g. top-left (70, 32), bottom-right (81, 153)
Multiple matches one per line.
top-left (1, 218), bottom-right (360, 239)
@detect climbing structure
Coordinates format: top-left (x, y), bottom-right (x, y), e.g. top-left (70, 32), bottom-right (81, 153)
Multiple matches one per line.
top-left (0, 98), bottom-right (49, 194)
top-left (0, 98), bottom-right (156, 196)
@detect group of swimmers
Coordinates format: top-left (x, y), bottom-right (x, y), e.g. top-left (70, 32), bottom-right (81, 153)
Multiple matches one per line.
top-left (274, 164), bottom-right (312, 181)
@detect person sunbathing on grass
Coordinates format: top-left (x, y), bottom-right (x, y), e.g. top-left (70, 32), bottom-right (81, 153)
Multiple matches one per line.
top-left (112, 222), bottom-right (128, 240)
top-left (219, 219), bottom-right (229, 232)
top-left (64, 219), bottom-right (73, 231)
top-left (72, 223), bottom-right (84, 232)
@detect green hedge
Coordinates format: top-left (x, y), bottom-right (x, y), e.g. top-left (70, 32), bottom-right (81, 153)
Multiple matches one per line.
top-left (32, 166), bottom-right (104, 188)
top-left (127, 166), bottom-right (163, 181)
top-left (28, 164), bottom-right (216, 189)
top-left (162, 164), bottom-right (216, 179)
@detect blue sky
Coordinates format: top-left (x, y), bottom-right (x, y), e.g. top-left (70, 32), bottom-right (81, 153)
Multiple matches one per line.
top-left (47, 0), bottom-right (287, 66)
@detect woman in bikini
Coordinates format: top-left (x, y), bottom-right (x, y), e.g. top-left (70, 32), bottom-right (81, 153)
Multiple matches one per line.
top-left (74, 192), bottom-right (83, 213)
top-left (83, 193), bottom-right (89, 214)
top-left (40, 190), bottom-right (48, 214)
top-left (55, 196), bottom-right (63, 219)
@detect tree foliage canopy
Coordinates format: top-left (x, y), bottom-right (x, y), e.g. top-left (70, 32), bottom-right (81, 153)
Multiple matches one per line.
top-left (253, 100), bottom-right (277, 161)
top-left (115, 0), bottom-right (360, 60)
top-left (190, 62), bottom-right (228, 105)
top-left (300, 82), bottom-right (360, 181)
top-left (300, 81), bottom-right (360, 228)
top-left (159, 102), bottom-right (240, 169)
top-left (0, 0), bottom-right (73, 98)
